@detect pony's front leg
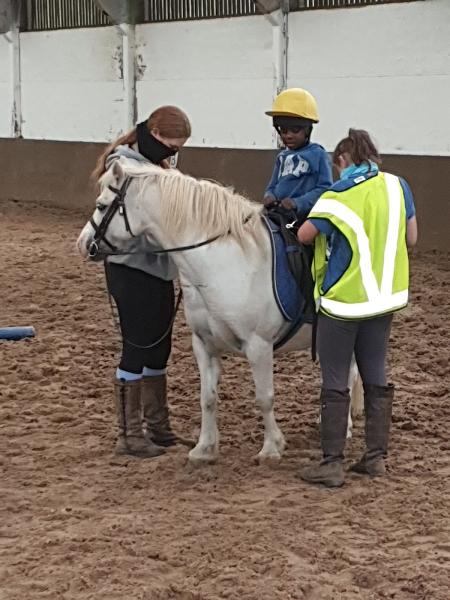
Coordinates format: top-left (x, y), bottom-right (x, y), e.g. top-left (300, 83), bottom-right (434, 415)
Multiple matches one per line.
top-left (188, 333), bottom-right (221, 464)
top-left (246, 337), bottom-right (286, 461)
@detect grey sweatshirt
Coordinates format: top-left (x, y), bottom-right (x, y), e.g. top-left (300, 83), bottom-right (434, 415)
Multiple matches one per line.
top-left (104, 145), bottom-right (177, 281)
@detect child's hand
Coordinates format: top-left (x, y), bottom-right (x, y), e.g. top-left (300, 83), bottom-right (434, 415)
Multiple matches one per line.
top-left (263, 196), bottom-right (279, 209)
top-left (280, 198), bottom-right (296, 210)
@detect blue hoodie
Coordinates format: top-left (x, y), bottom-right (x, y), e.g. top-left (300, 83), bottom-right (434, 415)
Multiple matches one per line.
top-left (264, 142), bottom-right (333, 216)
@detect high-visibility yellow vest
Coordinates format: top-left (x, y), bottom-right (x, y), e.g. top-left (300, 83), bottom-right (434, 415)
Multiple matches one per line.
top-left (310, 172), bottom-right (409, 320)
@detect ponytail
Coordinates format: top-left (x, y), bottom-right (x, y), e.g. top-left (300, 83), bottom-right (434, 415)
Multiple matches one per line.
top-left (333, 128), bottom-right (381, 168)
top-left (90, 129), bottom-right (137, 183)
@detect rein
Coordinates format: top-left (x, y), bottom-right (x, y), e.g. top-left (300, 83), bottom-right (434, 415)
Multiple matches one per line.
top-left (108, 284), bottom-right (184, 350)
top-left (99, 234), bottom-right (222, 258)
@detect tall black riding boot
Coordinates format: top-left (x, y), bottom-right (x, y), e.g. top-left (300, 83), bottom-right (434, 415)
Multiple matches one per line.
top-left (350, 384), bottom-right (394, 477)
top-left (114, 379), bottom-right (165, 458)
top-left (300, 388), bottom-right (350, 488)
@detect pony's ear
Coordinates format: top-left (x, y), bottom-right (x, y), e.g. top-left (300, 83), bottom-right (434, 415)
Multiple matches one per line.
top-left (112, 160), bottom-right (124, 182)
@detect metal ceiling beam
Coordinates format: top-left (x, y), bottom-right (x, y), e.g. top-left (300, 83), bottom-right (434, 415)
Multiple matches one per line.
top-left (1, 0), bottom-right (22, 137)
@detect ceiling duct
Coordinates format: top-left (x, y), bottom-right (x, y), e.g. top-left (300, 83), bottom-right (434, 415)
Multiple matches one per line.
top-left (94, 0), bottom-right (144, 24)
top-left (254, 0), bottom-right (283, 14)
top-left (0, 0), bottom-right (19, 34)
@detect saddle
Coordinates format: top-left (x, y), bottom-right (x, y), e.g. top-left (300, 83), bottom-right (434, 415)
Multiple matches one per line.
top-left (262, 205), bottom-right (316, 351)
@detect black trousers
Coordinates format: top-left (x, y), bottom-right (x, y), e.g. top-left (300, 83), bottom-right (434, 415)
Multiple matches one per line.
top-left (105, 262), bottom-right (175, 374)
top-left (317, 312), bottom-right (393, 391)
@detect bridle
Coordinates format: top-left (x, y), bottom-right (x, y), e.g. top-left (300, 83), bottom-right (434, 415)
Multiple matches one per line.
top-left (88, 176), bottom-right (222, 259)
top-left (88, 178), bottom-right (134, 258)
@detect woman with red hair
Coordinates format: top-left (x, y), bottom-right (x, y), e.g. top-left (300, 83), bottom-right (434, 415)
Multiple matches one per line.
top-left (93, 106), bottom-right (193, 458)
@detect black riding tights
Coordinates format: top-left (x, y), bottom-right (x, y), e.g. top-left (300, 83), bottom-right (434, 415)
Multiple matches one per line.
top-left (105, 262), bottom-right (175, 374)
top-left (317, 312), bottom-right (393, 391)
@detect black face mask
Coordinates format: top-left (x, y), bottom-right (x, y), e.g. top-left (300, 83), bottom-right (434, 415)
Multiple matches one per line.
top-left (136, 121), bottom-right (177, 165)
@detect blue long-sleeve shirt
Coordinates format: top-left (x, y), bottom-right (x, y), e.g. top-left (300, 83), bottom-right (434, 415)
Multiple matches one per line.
top-left (264, 142), bottom-right (333, 216)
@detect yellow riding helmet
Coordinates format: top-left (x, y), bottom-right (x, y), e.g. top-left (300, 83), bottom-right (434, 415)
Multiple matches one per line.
top-left (265, 88), bottom-right (319, 123)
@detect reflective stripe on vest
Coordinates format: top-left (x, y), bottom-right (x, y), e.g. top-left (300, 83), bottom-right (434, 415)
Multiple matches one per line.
top-left (320, 290), bottom-right (408, 318)
top-left (311, 173), bottom-right (408, 319)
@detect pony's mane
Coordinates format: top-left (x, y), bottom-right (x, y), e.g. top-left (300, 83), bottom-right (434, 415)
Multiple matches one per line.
top-left (119, 159), bottom-right (264, 246)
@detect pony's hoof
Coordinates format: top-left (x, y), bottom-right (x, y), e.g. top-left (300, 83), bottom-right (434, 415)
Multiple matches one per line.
top-left (255, 451), bottom-right (282, 465)
top-left (188, 445), bottom-right (218, 465)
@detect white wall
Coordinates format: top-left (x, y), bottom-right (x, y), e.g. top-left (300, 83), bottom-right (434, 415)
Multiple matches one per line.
top-left (20, 27), bottom-right (124, 141)
top-left (0, 34), bottom-right (11, 136)
top-left (0, 0), bottom-right (448, 155)
top-left (289, 0), bottom-right (450, 155)
top-left (136, 16), bottom-right (276, 149)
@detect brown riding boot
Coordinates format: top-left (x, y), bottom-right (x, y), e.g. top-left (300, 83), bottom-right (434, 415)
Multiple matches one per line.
top-left (350, 384), bottom-right (394, 477)
top-left (141, 375), bottom-right (194, 448)
top-left (114, 379), bottom-right (165, 458)
top-left (300, 388), bottom-right (350, 488)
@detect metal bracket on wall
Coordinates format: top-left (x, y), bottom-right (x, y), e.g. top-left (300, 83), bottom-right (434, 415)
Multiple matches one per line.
top-left (120, 22), bottom-right (137, 132)
top-left (94, 0), bottom-right (137, 132)
top-left (278, 0), bottom-right (289, 94)
top-left (9, 24), bottom-right (22, 137)
top-left (255, 1), bottom-right (290, 148)
top-left (113, 23), bottom-right (127, 36)
top-left (254, 1), bottom-right (289, 93)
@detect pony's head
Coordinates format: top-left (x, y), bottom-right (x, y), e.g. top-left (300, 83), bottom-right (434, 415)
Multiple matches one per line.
top-left (77, 159), bottom-right (160, 260)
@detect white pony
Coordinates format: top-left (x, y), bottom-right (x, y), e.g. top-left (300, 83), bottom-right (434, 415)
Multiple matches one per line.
top-left (77, 159), bottom-right (362, 463)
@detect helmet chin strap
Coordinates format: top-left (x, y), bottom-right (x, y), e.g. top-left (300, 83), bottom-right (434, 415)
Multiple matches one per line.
top-left (304, 125), bottom-right (313, 144)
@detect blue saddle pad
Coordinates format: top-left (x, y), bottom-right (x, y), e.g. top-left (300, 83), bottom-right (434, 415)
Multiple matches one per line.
top-left (262, 215), bottom-right (304, 322)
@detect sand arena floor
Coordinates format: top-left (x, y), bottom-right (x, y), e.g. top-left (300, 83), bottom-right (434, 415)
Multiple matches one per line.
top-left (1, 199), bottom-right (449, 600)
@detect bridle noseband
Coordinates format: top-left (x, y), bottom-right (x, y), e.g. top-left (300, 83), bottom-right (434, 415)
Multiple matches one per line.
top-left (88, 177), bottom-right (134, 258)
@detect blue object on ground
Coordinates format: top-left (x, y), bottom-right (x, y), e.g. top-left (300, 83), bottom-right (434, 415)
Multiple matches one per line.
top-left (0, 327), bottom-right (36, 341)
